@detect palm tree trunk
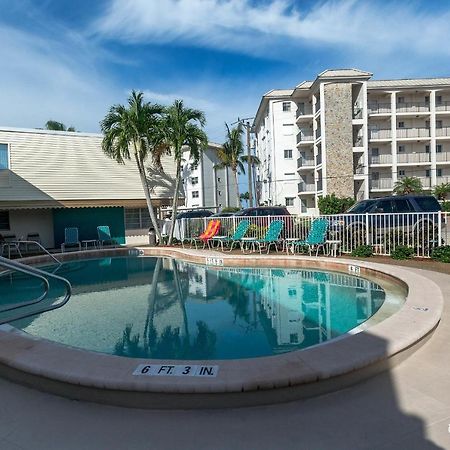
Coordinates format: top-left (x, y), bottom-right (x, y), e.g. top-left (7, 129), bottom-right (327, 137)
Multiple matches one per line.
top-left (168, 158), bottom-right (182, 245)
top-left (134, 154), bottom-right (163, 242)
top-left (234, 169), bottom-right (241, 208)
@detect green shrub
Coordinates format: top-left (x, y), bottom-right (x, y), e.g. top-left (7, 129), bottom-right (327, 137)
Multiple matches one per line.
top-left (318, 194), bottom-right (355, 215)
top-left (351, 245), bottom-right (373, 257)
top-left (391, 245), bottom-right (415, 260)
top-left (221, 206), bottom-right (240, 213)
top-left (431, 245), bottom-right (450, 263)
top-left (247, 224), bottom-right (267, 239)
top-left (441, 201), bottom-right (450, 212)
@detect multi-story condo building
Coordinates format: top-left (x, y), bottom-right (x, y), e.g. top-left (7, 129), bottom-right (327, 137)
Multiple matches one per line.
top-left (182, 143), bottom-right (238, 211)
top-left (254, 69), bottom-right (450, 214)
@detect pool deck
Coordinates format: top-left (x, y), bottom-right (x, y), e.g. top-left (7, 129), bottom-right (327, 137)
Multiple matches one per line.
top-left (0, 252), bottom-right (449, 448)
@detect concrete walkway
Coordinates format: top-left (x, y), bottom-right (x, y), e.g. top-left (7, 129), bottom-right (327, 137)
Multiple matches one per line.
top-left (0, 267), bottom-right (449, 450)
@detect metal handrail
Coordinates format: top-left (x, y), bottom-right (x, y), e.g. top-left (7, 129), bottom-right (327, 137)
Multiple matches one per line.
top-left (0, 256), bottom-right (72, 323)
top-left (15, 240), bottom-right (61, 265)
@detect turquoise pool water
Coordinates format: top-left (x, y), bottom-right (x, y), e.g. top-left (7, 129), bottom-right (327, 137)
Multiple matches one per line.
top-left (2, 257), bottom-right (390, 360)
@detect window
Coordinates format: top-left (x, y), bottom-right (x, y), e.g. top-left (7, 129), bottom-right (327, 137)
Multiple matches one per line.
top-left (300, 200), bottom-right (307, 213)
top-left (284, 149), bottom-right (293, 159)
top-left (437, 169), bottom-right (443, 177)
top-left (436, 95), bottom-right (443, 104)
top-left (425, 95), bottom-right (430, 103)
top-left (125, 208), bottom-right (151, 230)
top-left (425, 145), bottom-right (430, 153)
top-left (371, 148), bottom-right (379, 155)
top-left (217, 177), bottom-right (221, 182)
top-left (393, 199), bottom-right (412, 213)
top-left (285, 197), bottom-right (295, 207)
top-left (437, 144), bottom-right (443, 153)
top-left (397, 96), bottom-right (405, 103)
top-left (282, 102), bottom-right (291, 112)
top-left (398, 145), bottom-right (405, 153)
top-left (0, 211), bottom-right (10, 230)
top-left (192, 191), bottom-right (199, 198)
top-left (375, 200), bottom-right (393, 213)
top-left (399, 170), bottom-right (405, 176)
top-left (288, 288), bottom-right (297, 296)
top-left (0, 144), bottom-right (8, 170)
top-left (398, 121), bottom-right (405, 128)
top-left (290, 333), bottom-right (299, 344)
top-left (191, 176), bottom-right (198, 185)
top-left (437, 120), bottom-right (443, 129)
top-left (426, 169), bottom-right (431, 177)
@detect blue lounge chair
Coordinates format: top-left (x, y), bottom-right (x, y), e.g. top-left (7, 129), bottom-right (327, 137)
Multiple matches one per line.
top-left (97, 225), bottom-right (117, 248)
top-left (288, 219), bottom-right (329, 256)
top-left (244, 220), bottom-right (284, 254)
top-left (212, 219), bottom-right (250, 252)
top-left (61, 227), bottom-right (81, 253)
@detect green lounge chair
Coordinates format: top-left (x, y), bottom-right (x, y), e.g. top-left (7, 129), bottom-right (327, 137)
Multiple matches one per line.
top-left (212, 219), bottom-right (250, 252)
top-left (244, 220), bottom-right (284, 254)
top-left (288, 219), bottom-right (329, 256)
top-left (97, 225), bottom-right (117, 248)
top-left (61, 227), bottom-right (81, 253)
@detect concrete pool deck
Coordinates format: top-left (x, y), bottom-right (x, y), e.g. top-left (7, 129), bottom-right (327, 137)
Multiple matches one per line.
top-left (0, 252), bottom-right (449, 448)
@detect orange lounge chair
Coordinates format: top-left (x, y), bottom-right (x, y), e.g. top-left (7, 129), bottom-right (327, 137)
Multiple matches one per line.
top-left (183, 220), bottom-right (221, 249)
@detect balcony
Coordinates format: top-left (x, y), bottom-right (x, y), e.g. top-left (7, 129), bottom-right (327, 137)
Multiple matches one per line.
top-left (354, 135), bottom-right (364, 147)
top-left (370, 178), bottom-right (392, 190)
top-left (436, 176), bottom-right (450, 184)
top-left (368, 103), bottom-right (391, 114)
top-left (436, 127), bottom-right (450, 138)
top-left (370, 154), bottom-right (392, 165)
top-left (436, 101), bottom-right (450, 112)
top-left (397, 152), bottom-right (431, 164)
top-left (297, 156), bottom-right (315, 169)
top-left (317, 179), bottom-right (323, 191)
top-left (298, 182), bottom-right (316, 193)
top-left (296, 106), bottom-right (313, 119)
top-left (296, 131), bottom-right (314, 145)
top-left (396, 102), bottom-right (430, 113)
top-left (436, 152), bottom-right (450, 162)
top-left (315, 128), bottom-right (322, 140)
top-left (369, 128), bottom-right (391, 140)
top-left (317, 152), bottom-right (322, 165)
top-left (396, 127), bottom-right (430, 139)
top-left (353, 104), bottom-right (363, 119)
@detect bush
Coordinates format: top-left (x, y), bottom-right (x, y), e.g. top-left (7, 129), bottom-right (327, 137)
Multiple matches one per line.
top-left (431, 245), bottom-right (450, 263)
top-left (318, 194), bottom-right (355, 215)
top-left (351, 245), bottom-right (373, 257)
top-left (441, 201), bottom-right (450, 212)
top-left (391, 245), bottom-right (415, 260)
top-left (221, 206), bottom-right (240, 213)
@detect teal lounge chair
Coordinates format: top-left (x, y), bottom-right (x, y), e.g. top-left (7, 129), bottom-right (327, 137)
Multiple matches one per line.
top-left (288, 219), bottom-right (329, 256)
top-left (97, 226), bottom-right (117, 248)
top-left (212, 219), bottom-right (250, 252)
top-left (61, 227), bottom-right (81, 253)
top-left (244, 220), bottom-right (284, 254)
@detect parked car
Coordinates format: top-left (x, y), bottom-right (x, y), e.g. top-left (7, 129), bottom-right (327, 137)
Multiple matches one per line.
top-left (210, 211), bottom-right (236, 218)
top-left (176, 209), bottom-right (213, 219)
top-left (234, 206), bottom-right (291, 217)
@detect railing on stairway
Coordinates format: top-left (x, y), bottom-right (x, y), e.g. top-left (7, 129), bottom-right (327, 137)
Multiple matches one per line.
top-left (0, 256), bottom-right (71, 324)
top-left (1, 240), bottom-right (61, 265)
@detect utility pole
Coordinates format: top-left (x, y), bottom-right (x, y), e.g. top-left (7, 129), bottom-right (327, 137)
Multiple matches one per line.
top-left (232, 116), bottom-right (254, 207)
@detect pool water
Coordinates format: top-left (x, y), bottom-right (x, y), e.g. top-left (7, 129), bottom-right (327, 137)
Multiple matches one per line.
top-left (3, 257), bottom-right (393, 360)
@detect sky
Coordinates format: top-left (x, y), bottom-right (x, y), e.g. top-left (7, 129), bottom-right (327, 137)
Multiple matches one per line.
top-left (1, 0), bottom-right (450, 144)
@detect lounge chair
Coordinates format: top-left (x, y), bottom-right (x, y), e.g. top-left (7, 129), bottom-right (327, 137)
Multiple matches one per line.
top-left (0, 234), bottom-right (22, 258)
top-left (288, 219), bottom-right (329, 256)
top-left (243, 220), bottom-right (284, 254)
top-left (182, 220), bottom-right (221, 249)
top-left (61, 227), bottom-right (81, 253)
top-left (97, 225), bottom-right (117, 248)
top-left (212, 219), bottom-right (250, 252)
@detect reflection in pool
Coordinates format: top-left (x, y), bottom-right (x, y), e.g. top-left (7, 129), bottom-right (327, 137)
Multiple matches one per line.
top-left (5, 257), bottom-right (393, 360)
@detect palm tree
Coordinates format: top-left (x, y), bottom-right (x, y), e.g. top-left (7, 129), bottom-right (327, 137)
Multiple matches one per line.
top-left (100, 90), bottom-right (165, 241)
top-left (162, 100), bottom-right (208, 245)
top-left (45, 120), bottom-right (76, 132)
top-left (393, 176), bottom-right (423, 195)
top-left (217, 123), bottom-right (246, 208)
top-left (433, 182), bottom-right (450, 200)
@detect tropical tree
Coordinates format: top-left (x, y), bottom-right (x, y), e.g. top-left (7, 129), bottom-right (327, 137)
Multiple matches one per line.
top-left (217, 123), bottom-right (246, 209)
top-left (162, 100), bottom-right (208, 245)
top-left (433, 182), bottom-right (450, 201)
top-left (45, 120), bottom-right (76, 132)
top-left (100, 90), bottom-right (165, 241)
top-left (393, 176), bottom-right (423, 195)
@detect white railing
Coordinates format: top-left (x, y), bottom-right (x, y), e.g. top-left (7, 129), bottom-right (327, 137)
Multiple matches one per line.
top-left (436, 152), bottom-right (450, 162)
top-left (436, 127), bottom-right (450, 138)
top-left (370, 154), bottom-right (392, 164)
top-left (176, 212), bottom-right (449, 258)
top-left (436, 102), bottom-right (450, 112)
top-left (397, 127), bottom-right (430, 139)
top-left (370, 179), bottom-right (393, 189)
top-left (369, 129), bottom-right (391, 140)
top-left (397, 102), bottom-right (430, 113)
top-left (368, 103), bottom-right (391, 114)
top-left (397, 152), bottom-right (431, 164)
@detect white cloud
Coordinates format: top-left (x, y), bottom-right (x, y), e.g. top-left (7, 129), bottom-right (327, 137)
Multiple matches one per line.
top-left (93, 0), bottom-right (450, 57)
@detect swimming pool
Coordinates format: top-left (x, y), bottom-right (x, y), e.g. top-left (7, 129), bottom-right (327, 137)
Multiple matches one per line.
top-left (3, 256), bottom-right (403, 360)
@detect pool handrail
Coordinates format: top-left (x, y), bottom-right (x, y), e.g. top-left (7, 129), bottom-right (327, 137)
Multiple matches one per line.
top-left (0, 256), bottom-right (72, 324)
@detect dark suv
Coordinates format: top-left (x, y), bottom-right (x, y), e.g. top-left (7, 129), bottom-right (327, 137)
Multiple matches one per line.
top-left (234, 206), bottom-right (291, 217)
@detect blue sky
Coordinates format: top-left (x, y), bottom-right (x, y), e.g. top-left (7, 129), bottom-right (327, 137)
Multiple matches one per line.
top-left (0, 0), bottom-right (450, 144)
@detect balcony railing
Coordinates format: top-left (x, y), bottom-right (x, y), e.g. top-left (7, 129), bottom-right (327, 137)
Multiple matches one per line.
top-left (317, 152), bottom-right (322, 165)
top-left (354, 136), bottom-right (364, 147)
top-left (370, 154), bottom-right (392, 164)
top-left (396, 102), bottom-right (430, 113)
top-left (436, 176), bottom-right (450, 184)
top-left (368, 103), bottom-right (391, 114)
top-left (436, 127), bottom-right (450, 138)
top-left (297, 131), bottom-right (314, 144)
top-left (436, 101), bottom-right (450, 112)
top-left (298, 182), bottom-right (316, 192)
top-left (317, 179), bottom-right (323, 191)
top-left (296, 106), bottom-right (313, 118)
top-left (397, 152), bottom-right (431, 164)
top-left (396, 127), bottom-right (430, 139)
top-left (369, 128), bottom-right (391, 140)
top-left (436, 152), bottom-right (450, 162)
top-left (297, 157), bottom-right (315, 168)
top-left (353, 104), bottom-right (363, 119)
top-left (315, 128), bottom-right (322, 140)
top-left (354, 164), bottom-right (365, 174)
top-left (370, 178), bottom-right (392, 189)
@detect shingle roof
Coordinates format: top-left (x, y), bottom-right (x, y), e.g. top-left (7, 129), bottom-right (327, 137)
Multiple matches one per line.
top-left (263, 89), bottom-right (294, 97)
top-left (368, 77), bottom-right (450, 88)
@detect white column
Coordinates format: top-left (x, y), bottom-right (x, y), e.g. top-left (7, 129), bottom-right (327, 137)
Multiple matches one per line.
top-left (390, 91), bottom-right (398, 186)
top-left (319, 82), bottom-right (326, 197)
top-left (430, 90), bottom-right (437, 187)
top-left (362, 81), bottom-right (369, 199)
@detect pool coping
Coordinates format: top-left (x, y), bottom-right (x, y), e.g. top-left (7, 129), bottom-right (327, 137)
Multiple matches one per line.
top-left (0, 247), bottom-right (443, 409)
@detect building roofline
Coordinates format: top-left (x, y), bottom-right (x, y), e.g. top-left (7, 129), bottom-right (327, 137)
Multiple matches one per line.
top-left (0, 126), bottom-right (102, 138)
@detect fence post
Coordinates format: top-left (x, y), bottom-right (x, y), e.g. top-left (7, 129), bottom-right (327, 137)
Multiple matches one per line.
top-left (365, 213), bottom-right (370, 246)
top-left (438, 211), bottom-right (442, 247)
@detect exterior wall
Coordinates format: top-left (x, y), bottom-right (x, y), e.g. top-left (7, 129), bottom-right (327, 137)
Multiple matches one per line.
top-left (323, 83), bottom-right (355, 197)
top-left (8, 209), bottom-right (54, 248)
top-left (52, 207), bottom-right (125, 247)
